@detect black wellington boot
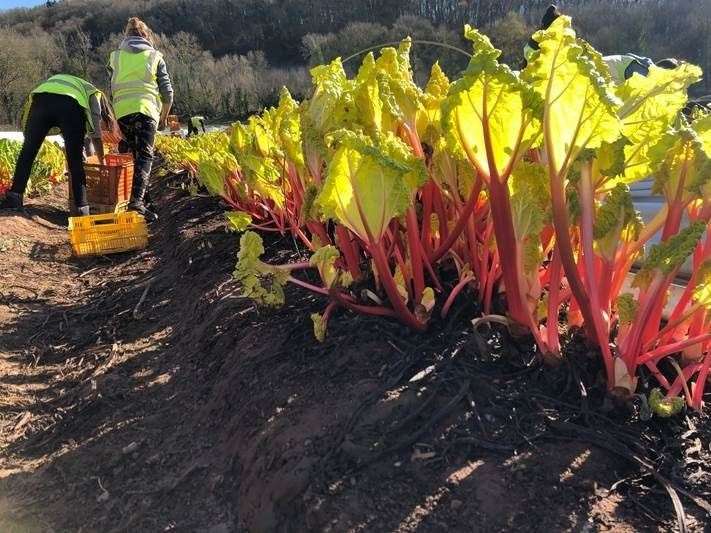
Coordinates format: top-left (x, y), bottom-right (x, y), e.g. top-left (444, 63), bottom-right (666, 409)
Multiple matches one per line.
top-left (128, 175), bottom-right (158, 223)
top-left (128, 199), bottom-right (159, 223)
top-left (0, 191), bottom-right (24, 210)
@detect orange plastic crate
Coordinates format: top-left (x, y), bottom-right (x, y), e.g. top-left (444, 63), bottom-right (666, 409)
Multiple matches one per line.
top-left (101, 134), bottom-right (120, 154)
top-left (69, 211), bottom-right (148, 257)
top-left (82, 154), bottom-right (134, 205)
top-left (168, 114), bottom-right (181, 132)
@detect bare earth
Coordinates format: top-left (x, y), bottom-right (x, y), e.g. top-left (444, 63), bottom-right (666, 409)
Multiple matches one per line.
top-left (1, 179), bottom-right (709, 532)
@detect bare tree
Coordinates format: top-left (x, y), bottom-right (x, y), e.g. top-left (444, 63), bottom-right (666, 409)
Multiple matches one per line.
top-left (55, 28), bottom-right (92, 78)
top-left (0, 29), bottom-right (59, 125)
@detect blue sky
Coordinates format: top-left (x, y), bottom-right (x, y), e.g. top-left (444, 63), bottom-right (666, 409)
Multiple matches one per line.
top-left (0, 0), bottom-right (45, 9)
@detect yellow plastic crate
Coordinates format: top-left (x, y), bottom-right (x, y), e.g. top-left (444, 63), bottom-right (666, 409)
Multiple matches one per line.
top-left (69, 211), bottom-right (148, 257)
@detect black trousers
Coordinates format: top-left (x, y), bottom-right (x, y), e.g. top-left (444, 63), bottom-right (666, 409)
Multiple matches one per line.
top-left (187, 122), bottom-right (205, 137)
top-left (117, 113), bottom-right (156, 203)
top-left (11, 93), bottom-right (88, 207)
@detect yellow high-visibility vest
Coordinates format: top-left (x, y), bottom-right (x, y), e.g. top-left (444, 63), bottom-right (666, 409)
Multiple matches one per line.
top-left (109, 49), bottom-right (162, 122)
top-left (26, 74), bottom-right (101, 133)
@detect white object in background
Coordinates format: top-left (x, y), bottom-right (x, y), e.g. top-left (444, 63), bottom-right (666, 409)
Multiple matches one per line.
top-left (0, 131), bottom-right (64, 146)
top-left (622, 273), bottom-right (687, 320)
top-left (630, 178), bottom-right (693, 277)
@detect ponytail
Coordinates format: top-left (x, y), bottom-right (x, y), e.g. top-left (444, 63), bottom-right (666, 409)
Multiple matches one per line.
top-left (125, 17), bottom-right (154, 45)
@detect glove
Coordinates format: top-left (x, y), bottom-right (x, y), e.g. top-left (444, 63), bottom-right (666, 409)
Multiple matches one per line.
top-left (541, 5), bottom-right (561, 29)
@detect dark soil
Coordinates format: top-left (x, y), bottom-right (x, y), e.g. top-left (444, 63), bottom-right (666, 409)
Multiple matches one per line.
top-left (1, 173), bottom-right (710, 532)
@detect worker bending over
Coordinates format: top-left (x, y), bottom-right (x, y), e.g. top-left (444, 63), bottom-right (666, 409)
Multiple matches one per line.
top-left (524, 5), bottom-right (678, 84)
top-left (0, 75), bottom-right (120, 214)
top-left (187, 116), bottom-right (206, 137)
top-left (108, 17), bottom-right (173, 222)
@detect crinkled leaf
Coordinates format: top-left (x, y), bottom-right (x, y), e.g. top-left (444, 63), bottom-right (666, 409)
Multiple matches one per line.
top-left (234, 231), bottom-right (289, 307)
top-left (302, 58), bottom-right (357, 163)
top-left (431, 137), bottom-right (477, 201)
top-left (649, 388), bottom-right (684, 417)
top-left (522, 16), bottom-right (620, 177)
top-left (688, 114), bottom-right (711, 197)
top-left (226, 211), bottom-right (252, 233)
top-left (652, 125), bottom-right (711, 201)
top-left (617, 63), bottom-right (702, 129)
top-left (634, 222), bottom-right (706, 288)
top-left (421, 287), bottom-right (436, 312)
top-left (310, 245), bottom-right (341, 288)
top-left (593, 184), bottom-right (642, 260)
top-left (375, 41), bottom-right (423, 129)
top-left (198, 157), bottom-right (228, 197)
top-left (510, 162), bottom-right (549, 274)
top-left (415, 286), bottom-right (437, 322)
top-left (443, 25), bottom-right (541, 181)
top-left (274, 87), bottom-right (306, 173)
top-left (692, 262), bottom-right (711, 309)
top-left (310, 312), bottom-right (327, 342)
top-left (616, 293), bottom-right (638, 324)
top-left (317, 130), bottom-right (423, 242)
top-left (695, 113), bottom-right (711, 156)
top-left (230, 122), bottom-right (252, 154)
top-left (353, 53), bottom-right (390, 134)
top-left (300, 183), bottom-right (321, 224)
top-left (612, 64), bottom-right (702, 184)
top-left (417, 62), bottom-right (450, 145)
top-left (598, 138), bottom-right (629, 180)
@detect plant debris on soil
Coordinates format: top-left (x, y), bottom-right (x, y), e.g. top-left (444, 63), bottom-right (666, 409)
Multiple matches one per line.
top-left (1, 172), bottom-right (711, 532)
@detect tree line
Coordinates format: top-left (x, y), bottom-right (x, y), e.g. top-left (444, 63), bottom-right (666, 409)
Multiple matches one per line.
top-left (0, 0), bottom-right (708, 127)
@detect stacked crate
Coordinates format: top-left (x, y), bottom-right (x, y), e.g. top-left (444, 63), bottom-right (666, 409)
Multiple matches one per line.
top-left (69, 153), bottom-right (134, 214)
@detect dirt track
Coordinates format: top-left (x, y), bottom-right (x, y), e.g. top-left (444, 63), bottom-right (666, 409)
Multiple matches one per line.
top-left (1, 177), bottom-right (709, 532)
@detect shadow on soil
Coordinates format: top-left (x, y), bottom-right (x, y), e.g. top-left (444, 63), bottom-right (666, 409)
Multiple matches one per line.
top-left (1, 174), bottom-right (709, 532)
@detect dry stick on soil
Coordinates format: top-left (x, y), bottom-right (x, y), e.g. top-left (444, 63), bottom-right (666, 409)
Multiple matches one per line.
top-left (78, 266), bottom-right (101, 278)
top-left (360, 380), bottom-right (470, 466)
top-left (0, 285), bottom-right (41, 298)
top-left (27, 312), bottom-right (54, 343)
top-left (323, 317), bottom-right (476, 468)
top-left (318, 333), bottom-right (435, 470)
top-left (386, 384), bottom-right (442, 434)
top-left (133, 282), bottom-right (153, 319)
top-left (549, 420), bottom-right (711, 532)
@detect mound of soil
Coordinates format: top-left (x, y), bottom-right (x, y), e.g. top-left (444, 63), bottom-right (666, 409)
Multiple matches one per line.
top-left (1, 174), bottom-right (710, 532)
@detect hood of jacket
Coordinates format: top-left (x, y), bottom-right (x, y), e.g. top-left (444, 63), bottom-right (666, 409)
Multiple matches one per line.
top-left (119, 36), bottom-right (155, 53)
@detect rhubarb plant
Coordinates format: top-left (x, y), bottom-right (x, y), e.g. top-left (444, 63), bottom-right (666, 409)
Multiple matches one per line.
top-left (174, 19), bottom-right (711, 411)
top-left (442, 25), bottom-right (551, 351)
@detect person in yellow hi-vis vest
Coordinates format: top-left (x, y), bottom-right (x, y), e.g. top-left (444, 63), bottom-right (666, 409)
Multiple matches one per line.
top-left (108, 17), bottom-right (173, 222)
top-left (523, 5), bottom-right (678, 84)
top-left (187, 115), bottom-right (206, 137)
top-left (0, 74), bottom-right (121, 214)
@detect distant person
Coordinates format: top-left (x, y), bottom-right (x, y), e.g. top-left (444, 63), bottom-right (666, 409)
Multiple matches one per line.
top-left (0, 74), bottom-right (121, 215)
top-left (601, 55), bottom-right (678, 85)
top-left (187, 115), bottom-right (206, 137)
top-left (108, 17), bottom-right (173, 222)
top-left (523, 5), bottom-right (678, 84)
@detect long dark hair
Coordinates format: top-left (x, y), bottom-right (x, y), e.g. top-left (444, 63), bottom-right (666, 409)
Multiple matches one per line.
top-left (99, 93), bottom-right (123, 144)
